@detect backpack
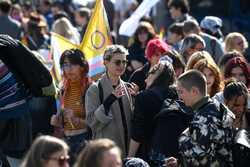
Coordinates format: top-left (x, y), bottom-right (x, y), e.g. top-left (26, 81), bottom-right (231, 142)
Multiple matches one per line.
top-left (215, 103), bottom-right (250, 166)
top-left (232, 129), bottom-right (250, 166)
top-left (149, 99), bottom-right (193, 167)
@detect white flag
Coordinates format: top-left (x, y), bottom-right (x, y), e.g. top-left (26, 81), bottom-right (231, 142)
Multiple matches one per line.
top-left (119, 0), bottom-right (160, 37)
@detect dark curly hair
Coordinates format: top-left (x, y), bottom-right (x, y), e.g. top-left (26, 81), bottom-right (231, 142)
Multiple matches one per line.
top-left (133, 21), bottom-right (156, 45)
top-left (149, 61), bottom-right (176, 89)
top-left (60, 49), bottom-right (89, 75)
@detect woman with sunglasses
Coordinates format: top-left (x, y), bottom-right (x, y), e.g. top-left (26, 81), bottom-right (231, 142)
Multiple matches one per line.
top-left (50, 49), bottom-right (91, 163)
top-left (180, 34), bottom-right (206, 63)
top-left (129, 61), bottom-right (179, 163)
top-left (20, 135), bottom-right (69, 167)
top-left (85, 45), bottom-right (136, 156)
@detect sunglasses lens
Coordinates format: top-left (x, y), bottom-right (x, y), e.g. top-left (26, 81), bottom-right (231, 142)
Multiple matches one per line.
top-left (114, 60), bottom-right (127, 66)
top-left (115, 60), bottom-right (121, 66)
top-left (62, 63), bottom-right (71, 70)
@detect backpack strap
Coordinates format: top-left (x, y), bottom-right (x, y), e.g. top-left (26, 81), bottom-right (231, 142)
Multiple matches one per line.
top-left (98, 81), bottom-right (104, 104)
top-left (210, 39), bottom-right (217, 58)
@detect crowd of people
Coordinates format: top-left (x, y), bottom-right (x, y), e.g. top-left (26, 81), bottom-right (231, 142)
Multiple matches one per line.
top-left (0, 0), bottom-right (250, 167)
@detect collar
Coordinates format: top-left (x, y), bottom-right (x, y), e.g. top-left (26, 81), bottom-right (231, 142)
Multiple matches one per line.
top-left (175, 14), bottom-right (188, 22)
top-left (191, 96), bottom-right (210, 112)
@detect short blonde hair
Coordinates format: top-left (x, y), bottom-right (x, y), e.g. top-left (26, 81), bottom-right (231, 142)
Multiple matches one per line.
top-left (224, 32), bottom-right (249, 53)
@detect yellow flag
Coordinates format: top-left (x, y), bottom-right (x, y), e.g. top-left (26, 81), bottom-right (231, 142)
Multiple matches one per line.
top-left (51, 32), bottom-right (78, 82)
top-left (79, 0), bottom-right (112, 77)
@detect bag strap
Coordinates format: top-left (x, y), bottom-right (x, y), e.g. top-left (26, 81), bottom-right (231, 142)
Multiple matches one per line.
top-left (98, 81), bottom-right (104, 104)
top-left (210, 39), bottom-right (216, 58)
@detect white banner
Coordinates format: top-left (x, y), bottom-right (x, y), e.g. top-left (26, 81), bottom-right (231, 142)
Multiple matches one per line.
top-left (119, 0), bottom-right (160, 37)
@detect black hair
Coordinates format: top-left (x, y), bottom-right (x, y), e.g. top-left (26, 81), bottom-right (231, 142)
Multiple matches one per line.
top-left (0, 0), bottom-right (11, 14)
top-left (167, 50), bottom-right (186, 71)
top-left (77, 7), bottom-right (91, 19)
top-left (150, 62), bottom-right (176, 89)
top-left (51, 1), bottom-right (64, 10)
top-left (168, 0), bottom-right (190, 14)
top-left (60, 49), bottom-right (89, 74)
top-left (223, 81), bottom-right (248, 102)
top-left (168, 22), bottom-right (184, 37)
top-left (53, 11), bottom-right (70, 21)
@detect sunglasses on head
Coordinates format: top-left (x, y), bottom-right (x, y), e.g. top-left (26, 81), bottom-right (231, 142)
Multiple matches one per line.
top-left (112, 59), bottom-right (128, 66)
top-left (47, 155), bottom-right (70, 166)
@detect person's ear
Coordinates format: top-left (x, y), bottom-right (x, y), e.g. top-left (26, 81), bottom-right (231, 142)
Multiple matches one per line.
top-left (191, 86), bottom-right (200, 96)
top-left (103, 59), bottom-right (108, 66)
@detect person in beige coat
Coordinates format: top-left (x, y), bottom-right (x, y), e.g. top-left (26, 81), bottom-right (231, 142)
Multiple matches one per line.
top-left (85, 45), bottom-right (137, 156)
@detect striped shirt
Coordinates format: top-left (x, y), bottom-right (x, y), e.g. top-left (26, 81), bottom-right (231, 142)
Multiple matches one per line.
top-left (0, 61), bottom-right (29, 119)
top-left (63, 80), bottom-right (85, 131)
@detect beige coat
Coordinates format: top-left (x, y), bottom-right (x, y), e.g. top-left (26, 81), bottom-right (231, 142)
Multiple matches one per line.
top-left (85, 74), bottom-right (133, 155)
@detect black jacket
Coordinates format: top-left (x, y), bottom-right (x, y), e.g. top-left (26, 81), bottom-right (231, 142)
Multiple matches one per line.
top-left (150, 99), bottom-right (193, 164)
top-left (131, 86), bottom-right (178, 160)
top-left (129, 63), bottom-right (150, 91)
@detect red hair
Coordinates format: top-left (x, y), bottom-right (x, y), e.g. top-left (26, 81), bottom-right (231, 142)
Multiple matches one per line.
top-left (224, 57), bottom-right (250, 88)
top-left (145, 38), bottom-right (170, 60)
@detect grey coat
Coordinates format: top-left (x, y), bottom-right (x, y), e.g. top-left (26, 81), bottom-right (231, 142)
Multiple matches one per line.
top-left (85, 74), bottom-right (133, 155)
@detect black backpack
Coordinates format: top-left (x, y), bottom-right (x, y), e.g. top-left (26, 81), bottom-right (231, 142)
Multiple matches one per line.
top-left (232, 129), bottom-right (250, 167)
top-left (149, 99), bottom-right (193, 167)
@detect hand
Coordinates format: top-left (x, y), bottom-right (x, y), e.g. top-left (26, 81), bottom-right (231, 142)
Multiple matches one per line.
top-left (165, 157), bottom-right (178, 167)
top-left (127, 82), bottom-right (139, 96)
top-left (50, 114), bottom-right (61, 127)
top-left (63, 108), bottom-right (74, 120)
top-left (112, 84), bottom-right (126, 98)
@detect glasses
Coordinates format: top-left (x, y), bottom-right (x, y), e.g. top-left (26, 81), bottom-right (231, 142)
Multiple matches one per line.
top-left (61, 63), bottom-right (77, 70)
top-left (47, 155), bottom-right (70, 166)
top-left (112, 59), bottom-right (128, 66)
top-left (191, 46), bottom-right (204, 51)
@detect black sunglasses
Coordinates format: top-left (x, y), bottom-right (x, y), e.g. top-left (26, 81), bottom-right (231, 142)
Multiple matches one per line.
top-left (112, 59), bottom-right (128, 66)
